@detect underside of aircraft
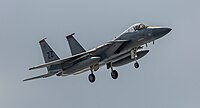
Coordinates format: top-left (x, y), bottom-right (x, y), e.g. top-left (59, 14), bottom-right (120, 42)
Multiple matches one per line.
top-left (24, 23), bottom-right (172, 83)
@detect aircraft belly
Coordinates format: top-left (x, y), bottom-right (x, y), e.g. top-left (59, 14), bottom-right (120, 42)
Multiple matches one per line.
top-left (72, 53), bottom-right (129, 75)
top-left (62, 57), bottom-right (100, 75)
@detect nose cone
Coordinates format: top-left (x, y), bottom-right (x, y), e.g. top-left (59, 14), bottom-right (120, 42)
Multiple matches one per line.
top-left (152, 27), bottom-right (172, 38)
top-left (162, 28), bottom-right (172, 35)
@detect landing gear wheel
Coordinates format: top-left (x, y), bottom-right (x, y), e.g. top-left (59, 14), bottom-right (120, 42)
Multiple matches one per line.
top-left (88, 73), bottom-right (95, 83)
top-left (111, 70), bottom-right (118, 79)
top-left (134, 62), bottom-right (139, 68)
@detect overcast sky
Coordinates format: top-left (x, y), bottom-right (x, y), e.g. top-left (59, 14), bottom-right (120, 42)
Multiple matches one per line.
top-left (0, 0), bottom-right (200, 108)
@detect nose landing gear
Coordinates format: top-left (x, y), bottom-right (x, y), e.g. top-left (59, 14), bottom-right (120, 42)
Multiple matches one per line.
top-left (111, 69), bottom-right (118, 79)
top-left (131, 48), bottom-right (140, 69)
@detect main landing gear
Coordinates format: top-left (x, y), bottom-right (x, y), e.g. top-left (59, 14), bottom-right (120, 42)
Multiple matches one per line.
top-left (111, 68), bottom-right (118, 79)
top-left (107, 63), bottom-right (118, 80)
top-left (88, 66), bottom-right (95, 83)
top-left (88, 63), bottom-right (119, 83)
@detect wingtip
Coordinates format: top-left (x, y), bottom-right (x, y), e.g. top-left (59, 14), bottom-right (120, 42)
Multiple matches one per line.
top-left (39, 37), bottom-right (47, 43)
top-left (66, 33), bottom-right (75, 38)
top-left (23, 79), bottom-right (28, 82)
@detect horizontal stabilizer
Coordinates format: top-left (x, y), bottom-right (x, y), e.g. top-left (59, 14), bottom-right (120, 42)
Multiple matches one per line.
top-left (23, 72), bottom-right (56, 82)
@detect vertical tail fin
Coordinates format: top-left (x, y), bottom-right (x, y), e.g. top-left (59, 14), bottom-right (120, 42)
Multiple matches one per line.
top-left (66, 33), bottom-right (86, 55)
top-left (39, 38), bottom-right (59, 62)
top-left (39, 38), bottom-right (61, 72)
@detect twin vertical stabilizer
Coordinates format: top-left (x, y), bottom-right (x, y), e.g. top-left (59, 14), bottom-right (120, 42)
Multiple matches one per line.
top-left (39, 39), bottom-right (61, 72)
top-left (66, 33), bottom-right (86, 55)
top-left (24, 33), bottom-right (87, 81)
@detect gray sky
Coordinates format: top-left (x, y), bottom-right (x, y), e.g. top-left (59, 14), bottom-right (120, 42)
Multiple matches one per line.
top-left (0, 0), bottom-right (200, 108)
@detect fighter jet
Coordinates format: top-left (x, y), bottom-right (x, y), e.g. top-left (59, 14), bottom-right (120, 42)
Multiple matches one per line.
top-left (24, 23), bottom-right (172, 83)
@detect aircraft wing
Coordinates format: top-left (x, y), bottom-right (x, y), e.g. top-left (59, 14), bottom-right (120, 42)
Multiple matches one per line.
top-left (23, 72), bottom-right (56, 81)
top-left (29, 51), bottom-right (91, 70)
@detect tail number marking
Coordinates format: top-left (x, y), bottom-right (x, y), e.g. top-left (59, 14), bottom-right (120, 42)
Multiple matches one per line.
top-left (47, 51), bottom-right (54, 59)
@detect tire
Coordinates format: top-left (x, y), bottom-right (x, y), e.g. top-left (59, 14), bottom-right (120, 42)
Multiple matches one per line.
top-left (111, 70), bottom-right (118, 79)
top-left (134, 62), bottom-right (139, 68)
top-left (88, 73), bottom-right (95, 83)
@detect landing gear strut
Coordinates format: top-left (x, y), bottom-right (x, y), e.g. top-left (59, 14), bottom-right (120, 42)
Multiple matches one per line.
top-left (88, 66), bottom-right (95, 83)
top-left (107, 63), bottom-right (118, 79)
top-left (131, 48), bottom-right (140, 69)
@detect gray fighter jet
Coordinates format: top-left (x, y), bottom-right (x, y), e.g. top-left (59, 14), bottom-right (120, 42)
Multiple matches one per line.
top-left (24, 23), bottom-right (171, 83)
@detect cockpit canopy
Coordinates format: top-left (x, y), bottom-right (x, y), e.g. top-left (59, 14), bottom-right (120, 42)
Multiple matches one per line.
top-left (133, 23), bottom-right (148, 31)
top-left (127, 23), bottom-right (148, 32)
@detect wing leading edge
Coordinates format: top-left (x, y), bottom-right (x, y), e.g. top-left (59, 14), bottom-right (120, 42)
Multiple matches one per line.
top-left (29, 51), bottom-right (91, 70)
